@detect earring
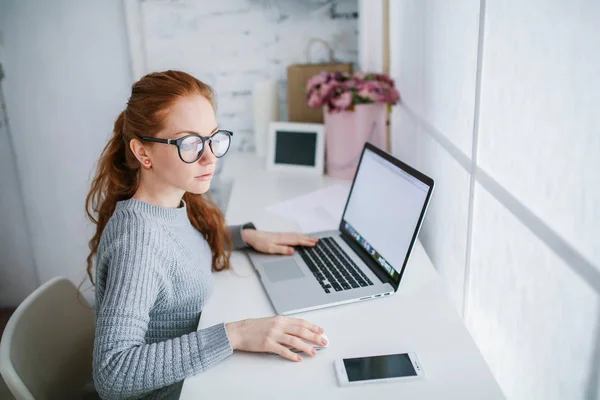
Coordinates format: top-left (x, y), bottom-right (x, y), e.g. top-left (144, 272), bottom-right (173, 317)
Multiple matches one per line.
top-left (143, 160), bottom-right (151, 169)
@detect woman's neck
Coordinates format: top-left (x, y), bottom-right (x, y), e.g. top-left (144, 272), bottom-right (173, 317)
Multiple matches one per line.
top-left (133, 176), bottom-right (185, 209)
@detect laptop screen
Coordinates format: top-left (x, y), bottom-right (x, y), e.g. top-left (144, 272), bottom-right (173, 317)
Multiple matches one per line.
top-left (341, 146), bottom-right (432, 285)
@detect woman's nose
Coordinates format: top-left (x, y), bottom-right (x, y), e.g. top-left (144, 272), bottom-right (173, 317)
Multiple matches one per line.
top-left (199, 144), bottom-right (216, 164)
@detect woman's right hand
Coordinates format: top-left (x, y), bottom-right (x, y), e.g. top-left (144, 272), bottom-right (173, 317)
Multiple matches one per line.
top-left (225, 316), bottom-right (327, 362)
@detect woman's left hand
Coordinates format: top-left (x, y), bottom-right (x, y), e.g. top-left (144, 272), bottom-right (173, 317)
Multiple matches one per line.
top-left (242, 230), bottom-right (318, 255)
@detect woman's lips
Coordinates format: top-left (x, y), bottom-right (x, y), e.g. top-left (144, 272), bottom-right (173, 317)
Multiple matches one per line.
top-left (195, 172), bottom-right (214, 180)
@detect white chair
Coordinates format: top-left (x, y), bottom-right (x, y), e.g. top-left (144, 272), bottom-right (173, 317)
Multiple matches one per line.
top-left (0, 277), bottom-right (97, 399)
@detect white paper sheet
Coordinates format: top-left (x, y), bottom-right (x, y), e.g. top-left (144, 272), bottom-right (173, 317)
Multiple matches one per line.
top-left (266, 183), bottom-right (352, 233)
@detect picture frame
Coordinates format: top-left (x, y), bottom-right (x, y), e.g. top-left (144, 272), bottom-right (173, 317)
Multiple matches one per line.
top-left (266, 122), bottom-right (325, 175)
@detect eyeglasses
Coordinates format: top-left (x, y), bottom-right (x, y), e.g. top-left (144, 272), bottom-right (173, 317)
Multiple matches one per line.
top-left (139, 130), bottom-right (233, 163)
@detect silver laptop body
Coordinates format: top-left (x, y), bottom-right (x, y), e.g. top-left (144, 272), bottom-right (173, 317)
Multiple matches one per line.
top-left (247, 143), bottom-right (435, 315)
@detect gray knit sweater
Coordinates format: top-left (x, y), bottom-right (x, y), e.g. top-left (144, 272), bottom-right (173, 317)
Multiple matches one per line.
top-left (93, 198), bottom-right (252, 400)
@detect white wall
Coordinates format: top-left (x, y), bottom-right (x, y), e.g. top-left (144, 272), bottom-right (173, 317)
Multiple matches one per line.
top-left (390, 1), bottom-right (600, 399)
top-left (0, 49), bottom-right (38, 306)
top-left (0, 3), bottom-right (38, 307)
top-left (358, 0), bottom-right (385, 72)
top-left (0, 0), bottom-right (132, 298)
top-left (391, 0), bottom-right (480, 314)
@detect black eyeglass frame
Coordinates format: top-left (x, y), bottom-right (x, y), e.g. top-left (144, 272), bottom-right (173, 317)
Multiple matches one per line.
top-left (139, 130), bottom-right (233, 163)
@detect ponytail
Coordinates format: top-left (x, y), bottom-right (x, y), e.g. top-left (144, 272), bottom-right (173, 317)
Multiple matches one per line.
top-left (184, 192), bottom-right (232, 271)
top-left (85, 111), bottom-right (140, 284)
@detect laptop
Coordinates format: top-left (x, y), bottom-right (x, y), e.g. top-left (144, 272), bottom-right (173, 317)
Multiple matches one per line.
top-left (247, 143), bottom-right (435, 315)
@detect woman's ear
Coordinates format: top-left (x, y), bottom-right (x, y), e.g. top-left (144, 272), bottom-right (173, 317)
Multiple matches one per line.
top-left (129, 138), bottom-right (151, 166)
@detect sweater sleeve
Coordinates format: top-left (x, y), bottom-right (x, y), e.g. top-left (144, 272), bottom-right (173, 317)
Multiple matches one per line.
top-left (93, 230), bottom-right (233, 399)
top-left (227, 222), bottom-right (256, 250)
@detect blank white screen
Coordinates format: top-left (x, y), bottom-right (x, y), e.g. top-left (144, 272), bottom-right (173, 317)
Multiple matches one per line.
top-left (344, 149), bottom-right (429, 275)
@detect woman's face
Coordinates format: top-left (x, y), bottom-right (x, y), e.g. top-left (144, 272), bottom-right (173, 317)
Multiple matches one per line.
top-left (147, 94), bottom-right (219, 195)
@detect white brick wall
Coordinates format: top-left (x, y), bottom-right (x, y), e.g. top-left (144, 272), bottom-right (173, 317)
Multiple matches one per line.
top-left (141, 0), bottom-right (359, 152)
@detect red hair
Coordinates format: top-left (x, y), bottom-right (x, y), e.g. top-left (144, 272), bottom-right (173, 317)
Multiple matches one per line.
top-left (85, 70), bottom-right (232, 284)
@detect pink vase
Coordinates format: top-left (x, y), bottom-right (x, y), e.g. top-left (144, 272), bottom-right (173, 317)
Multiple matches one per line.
top-left (323, 104), bottom-right (387, 179)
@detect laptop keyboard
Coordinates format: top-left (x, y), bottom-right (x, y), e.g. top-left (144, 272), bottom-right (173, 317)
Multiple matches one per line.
top-left (297, 237), bottom-right (373, 294)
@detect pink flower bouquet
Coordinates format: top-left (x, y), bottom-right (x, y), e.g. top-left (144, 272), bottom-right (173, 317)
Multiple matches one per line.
top-left (306, 71), bottom-right (400, 113)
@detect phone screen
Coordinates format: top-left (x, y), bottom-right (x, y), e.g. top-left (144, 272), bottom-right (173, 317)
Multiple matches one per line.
top-left (343, 353), bottom-right (417, 382)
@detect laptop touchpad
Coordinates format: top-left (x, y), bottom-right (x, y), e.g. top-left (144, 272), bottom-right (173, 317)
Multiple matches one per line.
top-left (263, 259), bottom-right (305, 282)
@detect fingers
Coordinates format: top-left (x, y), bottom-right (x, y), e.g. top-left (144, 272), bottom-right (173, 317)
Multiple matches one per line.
top-left (279, 333), bottom-right (316, 357)
top-left (268, 244), bottom-right (295, 255)
top-left (276, 233), bottom-right (319, 247)
top-left (266, 316), bottom-right (326, 362)
top-left (290, 317), bottom-right (324, 335)
top-left (298, 238), bottom-right (319, 247)
top-left (286, 325), bottom-right (325, 347)
top-left (271, 341), bottom-right (304, 362)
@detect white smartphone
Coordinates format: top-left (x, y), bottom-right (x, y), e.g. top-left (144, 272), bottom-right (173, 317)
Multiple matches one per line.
top-left (334, 352), bottom-right (425, 386)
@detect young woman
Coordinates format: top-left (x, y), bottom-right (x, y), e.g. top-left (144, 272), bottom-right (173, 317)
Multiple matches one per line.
top-left (86, 70), bottom-right (327, 399)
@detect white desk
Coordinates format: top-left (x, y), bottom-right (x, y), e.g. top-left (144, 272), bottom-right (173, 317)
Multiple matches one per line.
top-left (180, 152), bottom-right (504, 400)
